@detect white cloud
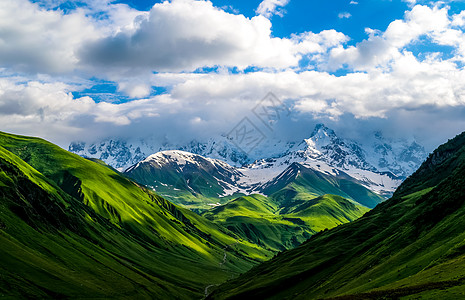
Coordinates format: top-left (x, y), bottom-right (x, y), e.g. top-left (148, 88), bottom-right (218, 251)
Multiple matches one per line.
top-left (117, 82), bottom-right (152, 98)
top-left (164, 59), bottom-right (465, 120)
top-left (256, 0), bottom-right (290, 18)
top-left (350, 1), bottom-right (358, 5)
top-left (0, 0), bottom-right (102, 73)
top-left (0, 0), bottom-right (348, 97)
top-left (327, 5), bottom-right (451, 71)
top-left (403, 0), bottom-right (417, 6)
top-left (0, 77), bottom-right (170, 144)
top-left (338, 12), bottom-right (352, 19)
top-left (1, 55), bottom-right (465, 150)
top-left (291, 30), bottom-right (349, 55)
top-left (79, 0), bottom-right (346, 73)
top-left (452, 11), bottom-right (465, 27)
top-left (0, 0), bottom-right (149, 76)
top-left (0, 80), bottom-right (90, 118)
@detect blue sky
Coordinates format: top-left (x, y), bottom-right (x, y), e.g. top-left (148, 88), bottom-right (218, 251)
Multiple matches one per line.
top-left (113, 0), bottom-right (410, 41)
top-left (2, 0), bottom-right (465, 150)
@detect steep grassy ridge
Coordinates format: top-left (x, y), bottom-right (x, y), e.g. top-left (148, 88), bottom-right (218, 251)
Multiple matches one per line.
top-left (0, 132), bottom-right (272, 298)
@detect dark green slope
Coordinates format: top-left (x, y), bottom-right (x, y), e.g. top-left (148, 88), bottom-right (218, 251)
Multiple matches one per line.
top-left (208, 131), bottom-right (465, 300)
top-left (0, 132), bottom-right (272, 298)
top-left (202, 194), bottom-right (369, 252)
top-left (0, 146), bottom-right (184, 298)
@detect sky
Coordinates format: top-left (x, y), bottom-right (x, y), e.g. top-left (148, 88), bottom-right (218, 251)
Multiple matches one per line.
top-left (1, 0), bottom-right (465, 151)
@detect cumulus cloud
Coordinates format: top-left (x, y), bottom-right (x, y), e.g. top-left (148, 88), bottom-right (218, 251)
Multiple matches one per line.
top-left (79, 0), bottom-right (345, 74)
top-left (0, 77), bottom-right (168, 144)
top-left (162, 56), bottom-right (465, 120)
top-left (452, 11), bottom-right (465, 27)
top-left (256, 0), bottom-right (290, 18)
top-left (0, 0), bottom-right (148, 75)
top-left (0, 0), bottom-right (348, 92)
top-left (327, 5), bottom-right (451, 71)
top-left (0, 0), bottom-right (100, 73)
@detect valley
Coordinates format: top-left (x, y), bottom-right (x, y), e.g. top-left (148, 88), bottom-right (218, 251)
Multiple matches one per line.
top-left (0, 123), bottom-right (434, 299)
top-left (2, 129), bottom-right (465, 300)
top-left (0, 130), bottom-right (382, 298)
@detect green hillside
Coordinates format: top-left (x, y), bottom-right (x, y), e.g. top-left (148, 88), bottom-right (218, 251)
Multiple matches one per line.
top-left (208, 131), bottom-right (465, 299)
top-left (0, 132), bottom-right (272, 298)
top-left (264, 163), bottom-right (384, 209)
top-left (203, 194), bottom-right (369, 252)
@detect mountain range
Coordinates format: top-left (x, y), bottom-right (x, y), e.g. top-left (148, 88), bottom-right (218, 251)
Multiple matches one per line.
top-left (121, 124), bottom-right (423, 211)
top-left (69, 124), bottom-right (427, 178)
top-left (124, 149), bottom-right (386, 211)
top-left (70, 125), bottom-right (427, 213)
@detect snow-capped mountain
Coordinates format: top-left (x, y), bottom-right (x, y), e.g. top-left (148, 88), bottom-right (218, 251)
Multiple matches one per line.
top-left (366, 131), bottom-right (427, 177)
top-left (238, 124), bottom-right (404, 197)
top-left (69, 136), bottom-right (252, 171)
top-left (254, 124), bottom-right (427, 178)
top-left (125, 150), bottom-right (251, 198)
top-left (69, 139), bottom-right (158, 171)
top-left (69, 124), bottom-right (428, 199)
top-left (69, 135), bottom-right (294, 171)
top-left (69, 124), bottom-right (426, 177)
top-left (291, 124), bottom-right (376, 171)
top-left (124, 149), bottom-right (386, 209)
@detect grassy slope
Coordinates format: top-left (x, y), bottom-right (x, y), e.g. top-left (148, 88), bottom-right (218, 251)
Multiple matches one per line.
top-left (0, 132), bottom-right (272, 298)
top-left (0, 145), bottom-right (184, 298)
top-left (266, 164), bottom-right (385, 209)
top-left (208, 131), bottom-right (465, 300)
top-left (203, 194), bottom-right (369, 252)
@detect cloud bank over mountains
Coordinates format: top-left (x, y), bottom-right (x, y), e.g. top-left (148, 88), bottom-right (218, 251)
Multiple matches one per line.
top-left (0, 0), bottom-right (465, 149)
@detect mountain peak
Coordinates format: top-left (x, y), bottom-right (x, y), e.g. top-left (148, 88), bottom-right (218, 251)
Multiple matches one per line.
top-left (148, 149), bottom-right (195, 158)
top-left (310, 123), bottom-right (336, 139)
top-left (301, 124), bottom-right (342, 153)
top-left (144, 150), bottom-right (208, 166)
